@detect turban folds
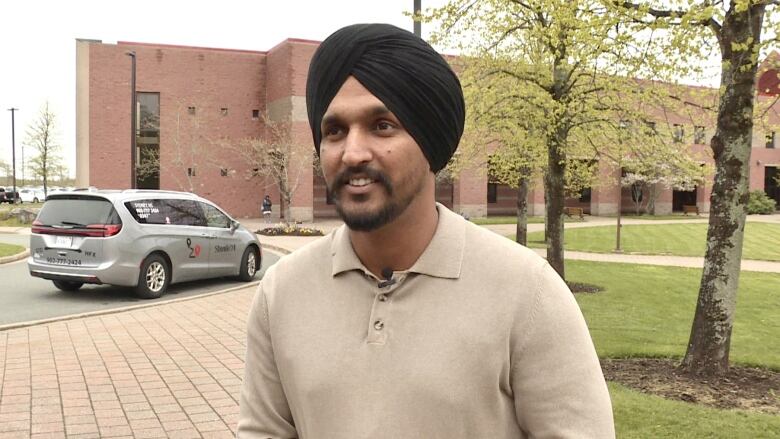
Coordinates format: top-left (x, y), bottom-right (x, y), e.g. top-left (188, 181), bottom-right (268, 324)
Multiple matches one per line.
top-left (306, 23), bottom-right (465, 173)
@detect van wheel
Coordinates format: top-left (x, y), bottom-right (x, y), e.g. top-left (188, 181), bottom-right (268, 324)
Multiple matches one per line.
top-left (237, 247), bottom-right (260, 281)
top-left (53, 280), bottom-right (83, 291)
top-left (136, 254), bottom-right (170, 299)
top-left (33, 197), bottom-right (39, 203)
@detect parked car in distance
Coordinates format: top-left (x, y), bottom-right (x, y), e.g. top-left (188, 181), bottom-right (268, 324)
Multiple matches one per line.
top-left (0, 187), bottom-right (21, 204)
top-left (28, 189), bottom-right (262, 298)
top-left (19, 188), bottom-right (46, 203)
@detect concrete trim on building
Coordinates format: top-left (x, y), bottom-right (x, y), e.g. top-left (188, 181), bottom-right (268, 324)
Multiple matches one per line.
top-left (267, 96), bottom-right (307, 123)
top-left (75, 39), bottom-right (94, 187)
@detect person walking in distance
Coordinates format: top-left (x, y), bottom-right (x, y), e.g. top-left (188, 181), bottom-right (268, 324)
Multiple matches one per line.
top-left (238, 23), bottom-right (614, 438)
top-left (261, 195), bottom-right (272, 224)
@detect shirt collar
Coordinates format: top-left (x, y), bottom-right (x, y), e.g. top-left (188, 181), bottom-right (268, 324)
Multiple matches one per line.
top-left (330, 203), bottom-right (465, 279)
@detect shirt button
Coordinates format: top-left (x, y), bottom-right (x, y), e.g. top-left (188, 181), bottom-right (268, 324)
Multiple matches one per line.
top-left (374, 320), bottom-right (384, 330)
top-left (378, 295), bottom-right (388, 302)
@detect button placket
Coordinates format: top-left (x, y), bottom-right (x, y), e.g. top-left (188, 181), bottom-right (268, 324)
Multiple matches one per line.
top-left (366, 276), bottom-right (398, 345)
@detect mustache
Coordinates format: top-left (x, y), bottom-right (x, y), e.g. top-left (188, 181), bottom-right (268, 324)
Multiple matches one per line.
top-left (329, 165), bottom-right (393, 195)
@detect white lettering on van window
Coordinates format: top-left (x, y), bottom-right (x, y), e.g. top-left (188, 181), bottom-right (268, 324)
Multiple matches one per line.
top-left (132, 201), bottom-right (160, 219)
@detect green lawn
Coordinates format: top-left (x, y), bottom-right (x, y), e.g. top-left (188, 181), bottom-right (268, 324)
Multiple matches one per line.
top-left (610, 383), bottom-right (780, 438)
top-left (0, 242), bottom-right (25, 258)
top-left (569, 260), bottom-right (780, 368)
top-left (566, 260), bottom-right (780, 436)
top-left (526, 223), bottom-right (780, 261)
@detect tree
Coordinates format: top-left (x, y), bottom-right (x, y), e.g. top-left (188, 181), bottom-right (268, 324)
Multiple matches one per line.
top-left (449, 62), bottom-right (547, 246)
top-left (429, 0), bottom-right (678, 279)
top-left (618, 0), bottom-right (780, 376)
top-left (224, 114), bottom-right (312, 223)
top-left (167, 102), bottom-right (223, 192)
top-left (25, 102), bottom-right (63, 196)
top-left (0, 159), bottom-right (11, 186)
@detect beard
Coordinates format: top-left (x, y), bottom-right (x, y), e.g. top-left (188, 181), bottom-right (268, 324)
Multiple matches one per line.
top-left (328, 165), bottom-right (422, 232)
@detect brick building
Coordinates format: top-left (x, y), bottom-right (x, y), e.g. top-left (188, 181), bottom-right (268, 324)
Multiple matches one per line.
top-left (75, 38), bottom-right (780, 219)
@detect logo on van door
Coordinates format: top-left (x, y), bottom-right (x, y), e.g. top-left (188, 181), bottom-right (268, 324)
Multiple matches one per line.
top-left (186, 238), bottom-right (202, 258)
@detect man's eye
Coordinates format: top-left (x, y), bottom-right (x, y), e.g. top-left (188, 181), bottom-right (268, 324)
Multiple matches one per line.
top-left (324, 126), bottom-right (342, 137)
top-left (376, 121), bottom-right (394, 131)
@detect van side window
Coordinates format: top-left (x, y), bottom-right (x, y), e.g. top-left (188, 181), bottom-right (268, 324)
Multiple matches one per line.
top-left (164, 199), bottom-right (206, 226)
top-left (200, 202), bottom-right (231, 228)
top-left (125, 199), bottom-right (168, 224)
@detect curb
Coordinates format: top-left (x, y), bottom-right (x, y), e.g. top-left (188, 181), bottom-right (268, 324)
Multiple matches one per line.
top-left (0, 249), bottom-right (30, 265)
top-left (0, 247), bottom-right (288, 332)
top-left (261, 243), bottom-right (293, 255)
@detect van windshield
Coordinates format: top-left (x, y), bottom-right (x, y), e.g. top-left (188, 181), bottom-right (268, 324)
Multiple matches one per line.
top-left (37, 197), bottom-right (120, 226)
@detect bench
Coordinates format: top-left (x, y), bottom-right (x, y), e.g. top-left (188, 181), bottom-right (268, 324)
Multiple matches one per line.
top-left (563, 207), bottom-right (585, 219)
top-left (682, 204), bottom-right (699, 215)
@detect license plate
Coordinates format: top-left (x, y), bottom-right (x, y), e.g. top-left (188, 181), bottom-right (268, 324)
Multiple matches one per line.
top-left (54, 235), bottom-right (73, 248)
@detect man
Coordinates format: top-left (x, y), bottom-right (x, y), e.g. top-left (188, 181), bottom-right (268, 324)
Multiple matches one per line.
top-left (262, 195), bottom-right (273, 223)
top-left (238, 23), bottom-right (614, 438)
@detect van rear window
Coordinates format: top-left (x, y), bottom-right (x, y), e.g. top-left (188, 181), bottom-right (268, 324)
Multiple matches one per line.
top-left (37, 197), bottom-right (119, 226)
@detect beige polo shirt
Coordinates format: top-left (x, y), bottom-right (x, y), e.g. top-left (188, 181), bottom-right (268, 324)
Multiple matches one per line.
top-left (238, 205), bottom-right (614, 438)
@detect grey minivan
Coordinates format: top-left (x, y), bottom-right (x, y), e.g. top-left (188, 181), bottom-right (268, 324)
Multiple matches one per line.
top-left (28, 190), bottom-right (262, 298)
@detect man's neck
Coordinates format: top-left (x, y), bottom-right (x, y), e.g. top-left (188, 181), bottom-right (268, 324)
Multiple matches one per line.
top-left (348, 201), bottom-right (439, 278)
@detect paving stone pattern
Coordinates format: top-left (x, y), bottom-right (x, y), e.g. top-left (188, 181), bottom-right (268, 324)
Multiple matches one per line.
top-left (0, 287), bottom-right (256, 438)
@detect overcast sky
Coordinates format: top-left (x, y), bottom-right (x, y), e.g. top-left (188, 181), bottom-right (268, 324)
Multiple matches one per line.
top-left (0, 0), bottom-right (450, 180)
top-left (1, 0), bottom-right (728, 183)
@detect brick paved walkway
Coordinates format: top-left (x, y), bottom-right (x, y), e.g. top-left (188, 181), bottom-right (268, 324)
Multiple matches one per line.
top-left (0, 287), bottom-right (255, 438)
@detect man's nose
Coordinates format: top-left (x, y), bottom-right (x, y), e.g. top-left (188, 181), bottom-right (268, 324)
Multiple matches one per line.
top-left (341, 129), bottom-right (373, 167)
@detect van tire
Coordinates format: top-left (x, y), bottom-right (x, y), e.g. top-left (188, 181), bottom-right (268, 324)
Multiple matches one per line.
top-left (136, 254), bottom-right (170, 299)
top-left (53, 280), bottom-right (83, 291)
top-left (237, 246), bottom-right (260, 281)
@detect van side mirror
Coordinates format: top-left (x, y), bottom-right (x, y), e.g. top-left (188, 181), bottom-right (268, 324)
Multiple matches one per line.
top-left (230, 220), bottom-right (240, 232)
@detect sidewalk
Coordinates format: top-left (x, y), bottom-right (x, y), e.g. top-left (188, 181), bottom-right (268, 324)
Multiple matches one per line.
top-left (1, 216), bottom-right (779, 438)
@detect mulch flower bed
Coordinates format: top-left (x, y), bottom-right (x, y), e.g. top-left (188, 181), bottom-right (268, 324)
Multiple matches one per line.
top-left (567, 282), bottom-right (604, 294)
top-left (257, 224), bottom-right (324, 237)
top-left (602, 357), bottom-right (780, 414)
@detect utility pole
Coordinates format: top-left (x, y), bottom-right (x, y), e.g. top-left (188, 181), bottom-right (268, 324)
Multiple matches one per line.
top-left (414, 0), bottom-right (421, 37)
top-left (8, 108), bottom-right (18, 200)
top-left (126, 51), bottom-right (137, 189)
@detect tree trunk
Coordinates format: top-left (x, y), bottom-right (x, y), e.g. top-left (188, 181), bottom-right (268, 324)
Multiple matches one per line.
top-left (681, 5), bottom-right (765, 377)
top-left (545, 133), bottom-right (566, 279)
top-left (515, 172), bottom-right (529, 246)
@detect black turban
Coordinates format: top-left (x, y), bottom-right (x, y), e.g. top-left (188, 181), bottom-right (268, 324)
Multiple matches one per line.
top-left (306, 23), bottom-right (465, 173)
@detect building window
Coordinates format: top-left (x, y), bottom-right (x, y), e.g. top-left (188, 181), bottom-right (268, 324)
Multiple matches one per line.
top-left (673, 124), bottom-right (684, 143)
top-left (326, 188), bottom-right (335, 205)
top-left (694, 126), bottom-right (706, 144)
top-left (137, 92), bottom-right (161, 190)
top-left (487, 183), bottom-right (498, 204)
top-left (187, 106), bottom-right (196, 115)
top-left (220, 168), bottom-right (229, 177)
top-left (579, 188), bottom-right (592, 203)
top-left (220, 107), bottom-right (228, 116)
top-left (252, 109), bottom-right (260, 119)
top-left (187, 167), bottom-right (196, 177)
top-left (767, 132), bottom-right (776, 149)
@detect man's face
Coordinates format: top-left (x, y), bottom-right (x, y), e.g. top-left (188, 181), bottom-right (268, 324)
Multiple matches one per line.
top-left (319, 77), bottom-right (432, 231)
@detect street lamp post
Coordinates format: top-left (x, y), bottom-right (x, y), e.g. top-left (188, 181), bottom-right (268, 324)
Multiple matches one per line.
top-left (126, 51), bottom-right (137, 189)
top-left (8, 108), bottom-right (18, 201)
top-left (414, 0), bottom-right (422, 37)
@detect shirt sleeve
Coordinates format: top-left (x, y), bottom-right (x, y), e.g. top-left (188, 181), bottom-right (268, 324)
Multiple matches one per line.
top-left (511, 262), bottom-right (615, 438)
top-left (237, 282), bottom-right (298, 438)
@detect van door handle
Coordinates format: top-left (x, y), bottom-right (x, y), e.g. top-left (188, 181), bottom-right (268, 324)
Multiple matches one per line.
top-left (200, 233), bottom-right (215, 239)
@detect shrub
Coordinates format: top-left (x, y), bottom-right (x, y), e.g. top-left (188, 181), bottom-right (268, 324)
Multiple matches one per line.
top-left (746, 190), bottom-right (777, 215)
top-left (257, 223), bottom-right (324, 236)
